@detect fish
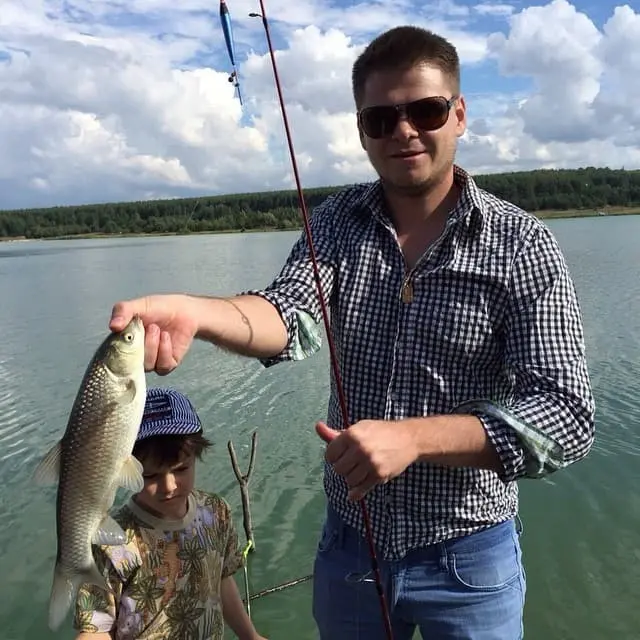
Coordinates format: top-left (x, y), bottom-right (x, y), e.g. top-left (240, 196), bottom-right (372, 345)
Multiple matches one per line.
top-left (32, 315), bottom-right (147, 631)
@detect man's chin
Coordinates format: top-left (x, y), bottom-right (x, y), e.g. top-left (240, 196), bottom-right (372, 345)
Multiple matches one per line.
top-left (382, 176), bottom-right (435, 197)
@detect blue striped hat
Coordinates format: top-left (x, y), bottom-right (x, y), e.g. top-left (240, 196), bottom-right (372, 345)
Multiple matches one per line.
top-left (137, 387), bottom-right (203, 441)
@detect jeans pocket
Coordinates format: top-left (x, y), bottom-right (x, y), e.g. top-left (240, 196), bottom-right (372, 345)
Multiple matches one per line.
top-left (317, 522), bottom-right (340, 554)
top-left (448, 530), bottom-right (522, 592)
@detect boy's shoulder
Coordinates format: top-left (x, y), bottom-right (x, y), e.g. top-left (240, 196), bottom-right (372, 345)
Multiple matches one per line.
top-left (191, 487), bottom-right (231, 509)
top-left (191, 488), bottom-right (235, 524)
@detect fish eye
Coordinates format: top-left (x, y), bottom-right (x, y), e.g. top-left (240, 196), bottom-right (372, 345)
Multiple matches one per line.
top-left (123, 332), bottom-right (134, 342)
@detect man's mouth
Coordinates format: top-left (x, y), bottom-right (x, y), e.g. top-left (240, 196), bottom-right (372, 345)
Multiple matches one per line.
top-left (391, 150), bottom-right (425, 158)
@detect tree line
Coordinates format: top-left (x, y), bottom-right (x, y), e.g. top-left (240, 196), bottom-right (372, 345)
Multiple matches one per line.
top-left (2, 166), bottom-right (639, 240)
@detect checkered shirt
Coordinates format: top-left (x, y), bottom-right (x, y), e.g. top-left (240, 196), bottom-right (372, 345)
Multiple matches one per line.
top-left (247, 164), bottom-right (595, 561)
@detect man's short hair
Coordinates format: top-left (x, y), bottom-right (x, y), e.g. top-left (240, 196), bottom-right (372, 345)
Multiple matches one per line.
top-left (352, 26), bottom-right (460, 108)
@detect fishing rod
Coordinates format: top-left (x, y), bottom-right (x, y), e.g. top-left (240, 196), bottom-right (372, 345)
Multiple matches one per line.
top-left (247, 3), bottom-right (394, 638)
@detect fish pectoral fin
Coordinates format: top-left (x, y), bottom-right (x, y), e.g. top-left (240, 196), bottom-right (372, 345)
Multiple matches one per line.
top-left (93, 515), bottom-right (127, 546)
top-left (48, 562), bottom-right (110, 632)
top-left (32, 441), bottom-right (62, 486)
top-left (117, 455), bottom-right (144, 492)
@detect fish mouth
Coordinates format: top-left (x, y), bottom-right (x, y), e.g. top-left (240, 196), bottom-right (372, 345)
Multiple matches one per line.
top-left (129, 315), bottom-right (144, 329)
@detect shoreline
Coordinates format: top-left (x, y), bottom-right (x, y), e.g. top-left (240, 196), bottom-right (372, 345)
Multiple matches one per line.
top-left (2, 208), bottom-right (639, 243)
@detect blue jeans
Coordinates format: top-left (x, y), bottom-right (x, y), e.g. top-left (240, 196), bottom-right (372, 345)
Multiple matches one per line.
top-left (312, 506), bottom-right (526, 639)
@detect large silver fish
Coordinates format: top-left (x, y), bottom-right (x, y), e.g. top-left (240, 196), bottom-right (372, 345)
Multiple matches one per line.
top-left (33, 315), bottom-right (147, 631)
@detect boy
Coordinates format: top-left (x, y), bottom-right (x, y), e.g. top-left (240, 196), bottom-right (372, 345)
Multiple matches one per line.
top-left (73, 386), bottom-right (268, 640)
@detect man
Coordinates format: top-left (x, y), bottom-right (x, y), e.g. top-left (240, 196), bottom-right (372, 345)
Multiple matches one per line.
top-left (109, 26), bottom-right (595, 640)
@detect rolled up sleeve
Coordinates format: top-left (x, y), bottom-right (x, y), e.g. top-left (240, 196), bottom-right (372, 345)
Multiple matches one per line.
top-left (454, 223), bottom-right (595, 482)
top-left (244, 199), bottom-right (337, 367)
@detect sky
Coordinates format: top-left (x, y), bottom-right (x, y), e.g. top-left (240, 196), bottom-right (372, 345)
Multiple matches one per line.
top-left (1, 0), bottom-right (639, 210)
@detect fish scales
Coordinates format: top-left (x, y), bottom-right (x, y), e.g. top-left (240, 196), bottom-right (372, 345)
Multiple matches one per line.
top-left (33, 316), bottom-right (147, 631)
top-left (57, 360), bottom-right (142, 569)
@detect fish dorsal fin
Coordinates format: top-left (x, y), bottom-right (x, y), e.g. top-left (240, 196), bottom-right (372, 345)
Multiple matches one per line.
top-left (32, 441), bottom-right (62, 486)
top-left (93, 515), bottom-right (127, 546)
top-left (118, 455), bottom-right (144, 492)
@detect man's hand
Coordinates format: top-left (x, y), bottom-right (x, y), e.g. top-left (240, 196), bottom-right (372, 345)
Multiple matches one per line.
top-left (110, 294), bottom-right (199, 375)
top-left (316, 415), bottom-right (504, 493)
top-left (315, 420), bottom-right (419, 501)
top-left (110, 293), bottom-right (288, 373)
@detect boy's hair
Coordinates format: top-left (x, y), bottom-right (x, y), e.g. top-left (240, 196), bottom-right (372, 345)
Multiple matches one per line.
top-left (352, 26), bottom-right (460, 108)
top-left (133, 431), bottom-right (212, 469)
top-left (134, 387), bottom-right (212, 469)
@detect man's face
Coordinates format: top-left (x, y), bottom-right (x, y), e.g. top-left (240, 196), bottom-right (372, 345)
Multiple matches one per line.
top-left (357, 63), bottom-right (466, 196)
top-left (135, 453), bottom-right (196, 520)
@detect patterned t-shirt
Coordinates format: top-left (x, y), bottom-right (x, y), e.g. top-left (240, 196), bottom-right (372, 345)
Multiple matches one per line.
top-left (73, 489), bottom-right (244, 639)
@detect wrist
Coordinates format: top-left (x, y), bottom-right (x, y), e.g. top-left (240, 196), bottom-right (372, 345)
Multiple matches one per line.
top-left (405, 415), bottom-right (460, 462)
top-left (408, 414), bottom-right (503, 472)
top-left (401, 418), bottom-right (428, 463)
top-left (186, 294), bottom-right (220, 340)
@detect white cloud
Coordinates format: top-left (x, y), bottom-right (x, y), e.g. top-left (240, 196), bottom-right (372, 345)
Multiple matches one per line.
top-left (474, 3), bottom-right (515, 17)
top-left (0, 0), bottom-right (639, 210)
top-left (478, 0), bottom-right (640, 158)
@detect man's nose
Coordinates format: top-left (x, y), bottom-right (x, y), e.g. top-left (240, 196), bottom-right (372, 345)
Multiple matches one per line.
top-left (392, 112), bottom-right (419, 140)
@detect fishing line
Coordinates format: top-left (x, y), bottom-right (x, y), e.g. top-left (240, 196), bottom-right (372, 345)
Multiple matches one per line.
top-left (248, 3), bottom-right (394, 638)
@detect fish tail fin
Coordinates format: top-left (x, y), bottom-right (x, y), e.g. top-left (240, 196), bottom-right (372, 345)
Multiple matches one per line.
top-left (48, 561), bottom-right (110, 631)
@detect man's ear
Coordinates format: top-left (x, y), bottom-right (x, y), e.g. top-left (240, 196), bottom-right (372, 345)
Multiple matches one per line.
top-left (454, 94), bottom-right (467, 138)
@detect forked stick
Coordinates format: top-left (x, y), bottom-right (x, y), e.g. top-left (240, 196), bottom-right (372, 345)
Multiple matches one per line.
top-left (227, 430), bottom-right (257, 552)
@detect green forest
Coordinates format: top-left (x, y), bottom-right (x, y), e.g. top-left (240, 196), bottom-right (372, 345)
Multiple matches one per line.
top-left (2, 166), bottom-right (640, 240)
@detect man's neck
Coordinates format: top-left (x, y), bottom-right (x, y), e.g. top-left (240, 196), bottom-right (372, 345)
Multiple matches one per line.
top-left (384, 170), bottom-right (460, 235)
top-left (382, 169), bottom-right (462, 270)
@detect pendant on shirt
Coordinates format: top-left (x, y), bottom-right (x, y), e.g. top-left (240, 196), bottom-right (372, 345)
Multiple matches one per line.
top-left (401, 279), bottom-right (414, 303)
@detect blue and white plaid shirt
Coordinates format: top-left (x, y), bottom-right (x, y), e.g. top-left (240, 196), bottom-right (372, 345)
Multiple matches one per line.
top-left (249, 165), bottom-right (595, 561)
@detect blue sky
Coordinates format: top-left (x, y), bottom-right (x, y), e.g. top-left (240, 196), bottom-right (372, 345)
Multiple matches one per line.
top-left (0, 0), bottom-right (638, 209)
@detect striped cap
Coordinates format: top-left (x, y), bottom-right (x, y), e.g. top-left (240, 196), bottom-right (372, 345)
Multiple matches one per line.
top-left (137, 387), bottom-right (203, 441)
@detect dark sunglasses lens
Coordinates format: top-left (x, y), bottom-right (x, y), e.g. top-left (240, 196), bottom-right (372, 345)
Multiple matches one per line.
top-left (360, 106), bottom-right (399, 138)
top-left (407, 98), bottom-right (450, 131)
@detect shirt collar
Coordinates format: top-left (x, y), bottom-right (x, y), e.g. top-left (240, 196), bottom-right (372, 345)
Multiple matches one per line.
top-left (127, 492), bottom-right (197, 532)
top-left (354, 164), bottom-right (487, 235)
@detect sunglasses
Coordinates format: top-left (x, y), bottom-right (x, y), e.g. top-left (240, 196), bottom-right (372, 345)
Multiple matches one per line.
top-left (357, 95), bottom-right (458, 139)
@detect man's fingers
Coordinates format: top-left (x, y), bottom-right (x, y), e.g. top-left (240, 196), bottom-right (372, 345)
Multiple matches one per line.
top-left (344, 464), bottom-right (369, 489)
top-left (143, 324), bottom-right (161, 372)
top-left (347, 473), bottom-right (377, 501)
top-left (333, 454), bottom-right (361, 477)
top-left (156, 331), bottom-right (178, 376)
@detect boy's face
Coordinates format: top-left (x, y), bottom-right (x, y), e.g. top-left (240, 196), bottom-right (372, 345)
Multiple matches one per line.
top-left (135, 453), bottom-right (196, 520)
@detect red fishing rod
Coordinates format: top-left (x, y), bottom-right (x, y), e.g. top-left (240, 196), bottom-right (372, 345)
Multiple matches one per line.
top-left (248, 3), bottom-right (394, 639)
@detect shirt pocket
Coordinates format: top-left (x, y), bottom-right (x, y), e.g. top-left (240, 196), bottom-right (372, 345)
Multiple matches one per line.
top-left (418, 292), bottom-right (503, 369)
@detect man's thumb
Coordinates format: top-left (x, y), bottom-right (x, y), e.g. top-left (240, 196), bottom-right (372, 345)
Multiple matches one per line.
top-left (315, 421), bottom-right (340, 444)
top-left (109, 301), bottom-right (134, 332)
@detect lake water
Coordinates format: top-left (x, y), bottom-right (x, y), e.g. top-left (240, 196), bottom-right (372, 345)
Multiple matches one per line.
top-left (1, 216), bottom-right (639, 639)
